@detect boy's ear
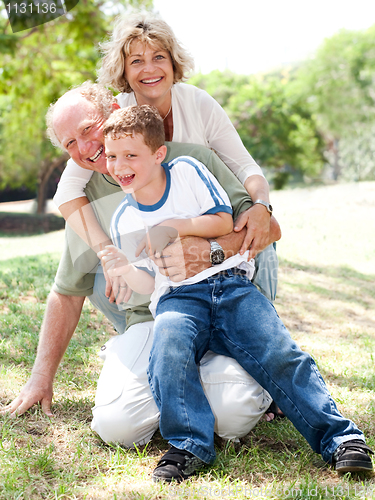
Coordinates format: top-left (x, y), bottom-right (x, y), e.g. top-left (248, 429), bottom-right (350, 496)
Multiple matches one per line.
top-left (156, 145), bottom-right (167, 163)
top-left (111, 102), bottom-right (121, 111)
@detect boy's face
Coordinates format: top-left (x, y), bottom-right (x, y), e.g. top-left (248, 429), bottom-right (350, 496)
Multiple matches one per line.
top-left (105, 133), bottom-right (167, 197)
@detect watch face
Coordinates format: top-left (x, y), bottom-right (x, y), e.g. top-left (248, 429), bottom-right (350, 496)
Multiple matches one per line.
top-left (211, 249), bottom-right (225, 265)
top-left (269, 204), bottom-right (273, 213)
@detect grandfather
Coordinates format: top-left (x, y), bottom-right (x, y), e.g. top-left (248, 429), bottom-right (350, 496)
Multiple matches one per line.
top-left (3, 83), bottom-right (281, 447)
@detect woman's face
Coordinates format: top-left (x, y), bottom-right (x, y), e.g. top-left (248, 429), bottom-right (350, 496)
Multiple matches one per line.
top-left (124, 40), bottom-right (174, 106)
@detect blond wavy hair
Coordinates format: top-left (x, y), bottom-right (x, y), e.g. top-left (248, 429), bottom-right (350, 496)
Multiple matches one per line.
top-left (97, 12), bottom-right (195, 93)
top-left (46, 82), bottom-right (116, 150)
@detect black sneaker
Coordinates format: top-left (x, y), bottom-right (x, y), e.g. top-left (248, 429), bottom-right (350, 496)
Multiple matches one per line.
top-left (334, 439), bottom-right (374, 473)
top-left (152, 446), bottom-right (206, 483)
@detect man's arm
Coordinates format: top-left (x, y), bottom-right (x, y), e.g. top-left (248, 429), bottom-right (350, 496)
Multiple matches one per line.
top-left (153, 213), bottom-right (281, 282)
top-left (1, 292), bottom-right (85, 416)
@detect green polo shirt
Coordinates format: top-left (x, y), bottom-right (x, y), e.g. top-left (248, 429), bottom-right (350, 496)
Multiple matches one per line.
top-left (52, 142), bottom-right (253, 328)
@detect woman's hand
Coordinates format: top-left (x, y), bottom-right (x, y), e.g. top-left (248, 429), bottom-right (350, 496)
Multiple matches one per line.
top-left (234, 205), bottom-right (273, 260)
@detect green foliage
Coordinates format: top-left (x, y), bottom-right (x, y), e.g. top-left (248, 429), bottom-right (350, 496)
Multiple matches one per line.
top-left (191, 25), bottom-right (375, 185)
top-left (0, 0), bottom-right (151, 193)
top-left (339, 124), bottom-right (375, 181)
top-left (296, 25), bottom-right (375, 138)
top-left (190, 72), bottom-right (325, 186)
top-left (293, 25), bottom-right (375, 181)
top-left (189, 70), bottom-right (250, 108)
top-left (229, 77), bottom-right (324, 177)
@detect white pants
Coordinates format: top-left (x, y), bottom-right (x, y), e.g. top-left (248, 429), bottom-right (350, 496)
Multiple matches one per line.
top-left (91, 321), bottom-right (271, 447)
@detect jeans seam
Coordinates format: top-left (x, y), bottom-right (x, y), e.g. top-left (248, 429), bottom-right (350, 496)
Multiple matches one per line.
top-left (180, 343), bottom-right (195, 443)
top-left (217, 328), bottom-right (327, 435)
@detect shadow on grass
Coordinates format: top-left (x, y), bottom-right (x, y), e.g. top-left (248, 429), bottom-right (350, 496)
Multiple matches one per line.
top-left (279, 257), bottom-right (375, 296)
top-left (0, 212), bottom-right (65, 235)
top-left (278, 258), bottom-right (375, 394)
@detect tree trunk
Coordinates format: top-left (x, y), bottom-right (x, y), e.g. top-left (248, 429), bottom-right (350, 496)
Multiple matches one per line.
top-left (36, 153), bottom-right (69, 214)
top-left (332, 138), bottom-right (341, 180)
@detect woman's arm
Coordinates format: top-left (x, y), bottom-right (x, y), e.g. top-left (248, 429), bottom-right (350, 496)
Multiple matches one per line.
top-left (195, 87), bottom-right (274, 255)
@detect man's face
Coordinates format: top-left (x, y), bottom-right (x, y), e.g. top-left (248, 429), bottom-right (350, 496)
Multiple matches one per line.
top-left (53, 96), bottom-right (109, 174)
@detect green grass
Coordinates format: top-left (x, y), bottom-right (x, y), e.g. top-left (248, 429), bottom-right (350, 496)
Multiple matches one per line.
top-left (1, 182), bottom-right (375, 499)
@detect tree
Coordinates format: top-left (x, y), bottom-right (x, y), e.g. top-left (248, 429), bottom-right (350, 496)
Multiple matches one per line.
top-left (0, 0), bottom-right (151, 211)
top-left (294, 25), bottom-right (375, 179)
top-left (189, 70), bottom-right (250, 108)
top-left (226, 76), bottom-right (325, 187)
top-left (188, 70), bottom-right (324, 188)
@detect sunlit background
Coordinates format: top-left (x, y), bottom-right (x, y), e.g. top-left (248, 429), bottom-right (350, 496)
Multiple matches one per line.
top-left (153, 0), bottom-right (375, 74)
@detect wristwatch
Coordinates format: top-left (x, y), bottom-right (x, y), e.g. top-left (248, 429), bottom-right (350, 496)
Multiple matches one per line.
top-left (253, 199), bottom-right (273, 215)
top-left (209, 240), bottom-right (225, 265)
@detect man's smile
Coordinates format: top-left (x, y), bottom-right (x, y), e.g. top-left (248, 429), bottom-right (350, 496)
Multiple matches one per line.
top-left (89, 145), bottom-right (104, 162)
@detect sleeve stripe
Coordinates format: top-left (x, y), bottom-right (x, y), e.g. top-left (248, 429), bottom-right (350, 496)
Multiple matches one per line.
top-left (204, 206), bottom-right (233, 216)
top-left (110, 200), bottom-right (130, 249)
top-left (168, 156), bottom-right (230, 209)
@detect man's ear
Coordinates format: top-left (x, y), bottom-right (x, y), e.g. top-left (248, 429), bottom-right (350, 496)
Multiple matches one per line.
top-left (112, 102), bottom-right (121, 111)
top-left (156, 145), bottom-right (167, 163)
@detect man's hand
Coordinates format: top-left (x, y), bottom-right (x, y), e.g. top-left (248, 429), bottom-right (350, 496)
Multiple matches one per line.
top-left (151, 236), bottom-right (210, 282)
top-left (234, 204), bottom-right (272, 260)
top-left (1, 372), bottom-right (54, 417)
top-left (150, 215), bottom-right (281, 282)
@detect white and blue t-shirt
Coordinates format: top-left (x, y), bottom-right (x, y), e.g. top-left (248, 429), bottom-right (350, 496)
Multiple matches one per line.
top-left (110, 156), bottom-right (254, 316)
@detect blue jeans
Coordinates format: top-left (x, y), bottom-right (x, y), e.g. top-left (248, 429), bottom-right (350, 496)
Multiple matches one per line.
top-left (148, 269), bottom-right (363, 464)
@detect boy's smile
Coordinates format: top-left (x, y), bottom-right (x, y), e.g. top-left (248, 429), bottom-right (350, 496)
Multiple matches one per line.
top-left (105, 133), bottom-right (167, 205)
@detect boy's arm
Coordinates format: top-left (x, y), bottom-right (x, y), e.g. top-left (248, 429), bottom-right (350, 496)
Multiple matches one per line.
top-left (160, 212), bottom-right (233, 239)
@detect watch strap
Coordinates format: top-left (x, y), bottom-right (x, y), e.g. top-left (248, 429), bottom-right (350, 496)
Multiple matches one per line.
top-left (253, 199), bottom-right (273, 215)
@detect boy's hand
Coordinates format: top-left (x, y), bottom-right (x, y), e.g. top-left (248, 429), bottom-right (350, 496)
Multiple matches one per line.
top-left (98, 245), bottom-right (130, 278)
top-left (136, 225), bottom-right (178, 258)
top-left (98, 246), bottom-right (133, 305)
top-left (107, 276), bottom-right (132, 305)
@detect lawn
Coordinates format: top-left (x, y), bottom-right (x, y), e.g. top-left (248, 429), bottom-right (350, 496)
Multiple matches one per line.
top-left (1, 181), bottom-right (375, 499)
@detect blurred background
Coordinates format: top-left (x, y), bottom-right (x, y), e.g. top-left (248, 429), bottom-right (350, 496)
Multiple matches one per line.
top-left (0, 0), bottom-right (374, 209)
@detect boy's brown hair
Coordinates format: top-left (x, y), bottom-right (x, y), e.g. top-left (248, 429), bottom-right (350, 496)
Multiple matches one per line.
top-left (103, 105), bottom-right (165, 153)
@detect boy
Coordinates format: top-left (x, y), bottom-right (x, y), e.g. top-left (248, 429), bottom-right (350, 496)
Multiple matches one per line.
top-left (99, 105), bottom-right (373, 483)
